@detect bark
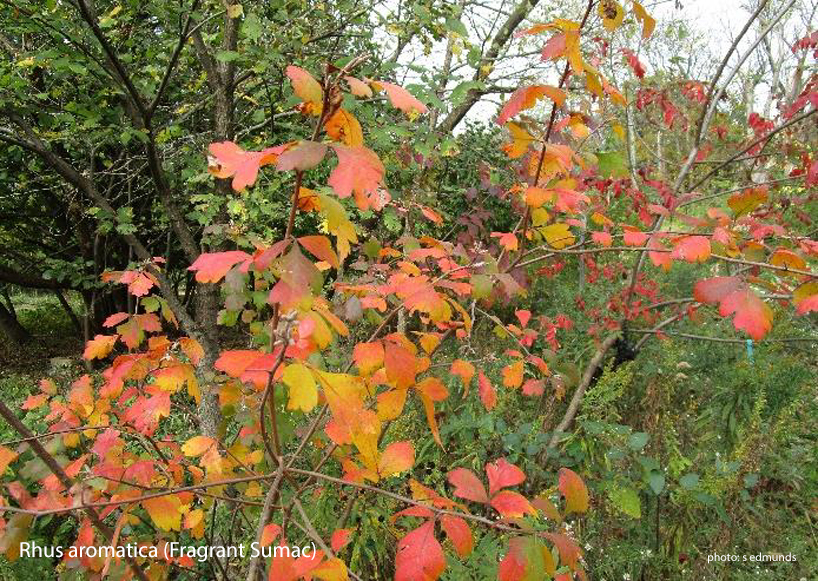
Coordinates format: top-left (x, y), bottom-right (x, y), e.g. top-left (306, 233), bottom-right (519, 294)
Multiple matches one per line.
top-left (0, 300), bottom-right (31, 344)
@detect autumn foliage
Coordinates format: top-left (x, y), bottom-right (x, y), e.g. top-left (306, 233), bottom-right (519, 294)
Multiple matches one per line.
top-left (0, 1), bottom-right (816, 580)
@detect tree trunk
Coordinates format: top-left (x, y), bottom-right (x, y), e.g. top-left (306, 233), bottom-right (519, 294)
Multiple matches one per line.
top-left (0, 300), bottom-right (31, 344)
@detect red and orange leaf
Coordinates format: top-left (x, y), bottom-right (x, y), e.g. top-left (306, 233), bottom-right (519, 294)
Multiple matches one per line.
top-left (490, 490), bottom-right (535, 518)
top-left (188, 251), bottom-right (252, 283)
top-left (378, 441), bottom-right (415, 478)
top-left (208, 141), bottom-right (286, 191)
top-left (447, 468), bottom-right (489, 504)
top-left (372, 80), bottom-right (428, 116)
top-left (671, 235), bottom-right (711, 263)
top-left (275, 140), bottom-right (328, 172)
top-left (558, 467), bottom-right (589, 514)
top-left (694, 277), bottom-right (773, 339)
top-left (439, 515), bottom-right (473, 557)
top-left (491, 232), bottom-right (518, 252)
top-left (328, 145), bottom-right (386, 210)
top-left (496, 86), bottom-right (566, 126)
top-left (286, 65), bottom-right (323, 105)
top-left (477, 370), bottom-right (497, 411)
top-left (394, 521), bottom-right (446, 581)
top-left (298, 235), bottom-right (340, 269)
top-left (793, 281), bottom-right (818, 314)
top-left (486, 458), bottom-right (526, 496)
top-left (331, 529), bottom-right (353, 553)
top-left (718, 288), bottom-right (773, 340)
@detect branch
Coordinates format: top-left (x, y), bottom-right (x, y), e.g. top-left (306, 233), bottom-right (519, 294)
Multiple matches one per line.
top-left (547, 333), bottom-right (620, 449)
top-left (0, 402), bottom-right (150, 581)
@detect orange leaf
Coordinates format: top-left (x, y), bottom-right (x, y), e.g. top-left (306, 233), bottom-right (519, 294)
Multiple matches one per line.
top-left (353, 342), bottom-right (385, 375)
top-left (260, 524), bottom-right (282, 547)
top-left (182, 436), bottom-right (216, 457)
top-left (491, 232), bottom-right (518, 251)
top-left (83, 334), bottom-right (118, 360)
top-left (694, 277), bottom-right (773, 340)
top-left (502, 360), bottom-right (524, 388)
top-left (0, 446), bottom-right (18, 473)
top-left (592, 231), bottom-right (612, 247)
top-left (450, 359), bottom-right (475, 394)
top-left (326, 108), bottom-right (364, 146)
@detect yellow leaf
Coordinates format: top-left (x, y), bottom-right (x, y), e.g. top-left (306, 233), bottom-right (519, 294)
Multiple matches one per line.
top-left (540, 223), bottom-right (575, 249)
top-left (632, 1), bottom-right (656, 39)
top-left (282, 363), bottom-right (318, 412)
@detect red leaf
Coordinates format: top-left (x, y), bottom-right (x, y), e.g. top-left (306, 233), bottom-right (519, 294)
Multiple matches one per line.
top-left (372, 80), bottom-right (428, 116)
top-left (558, 467), bottom-right (589, 514)
top-left (328, 145), bottom-right (386, 210)
top-left (718, 288), bottom-right (773, 340)
top-left (439, 515), bottom-right (473, 557)
top-left (477, 370), bottom-right (496, 411)
top-left (103, 312), bottom-right (130, 327)
top-left (394, 521), bottom-right (446, 581)
top-left (694, 277), bottom-right (773, 340)
top-left (541, 33), bottom-right (567, 61)
top-left (447, 468), bottom-right (489, 504)
top-left (188, 251), bottom-right (252, 283)
top-left (486, 458), bottom-right (526, 496)
top-left (490, 490), bottom-right (535, 518)
top-left (515, 309), bottom-right (531, 328)
top-left (592, 231), bottom-right (612, 247)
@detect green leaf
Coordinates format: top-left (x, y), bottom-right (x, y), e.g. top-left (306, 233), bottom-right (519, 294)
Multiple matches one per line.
top-left (609, 486), bottom-right (641, 518)
top-left (648, 472), bottom-right (665, 495)
top-left (445, 16), bottom-right (468, 37)
top-left (628, 432), bottom-right (649, 450)
top-left (679, 473), bottom-right (700, 489)
top-left (215, 50), bottom-right (241, 63)
top-left (596, 150), bottom-right (629, 178)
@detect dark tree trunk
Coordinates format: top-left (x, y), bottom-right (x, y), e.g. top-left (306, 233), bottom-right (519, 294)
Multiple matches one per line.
top-left (0, 300), bottom-right (31, 344)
